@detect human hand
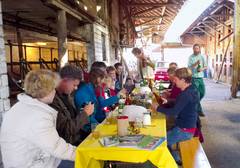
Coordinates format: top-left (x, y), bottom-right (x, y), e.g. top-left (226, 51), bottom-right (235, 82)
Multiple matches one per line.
top-left (161, 97), bottom-right (168, 104)
top-left (118, 88), bottom-right (127, 98)
top-left (151, 101), bottom-right (159, 111)
top-left (83, 103), bottom-right (94, 116)
top-left (197, 68), bottom-right (203, 72)
top-left (193, 60), bottom-right (200, 67)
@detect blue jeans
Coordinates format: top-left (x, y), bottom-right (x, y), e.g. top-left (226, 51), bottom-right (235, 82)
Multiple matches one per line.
top-left (58, 160), bottom-right (74, 168)
top-left (167, 127), bottom-right (193, 162)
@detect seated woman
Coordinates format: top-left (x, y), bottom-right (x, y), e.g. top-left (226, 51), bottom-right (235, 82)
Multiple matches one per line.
top-left (0, 70), bottom-right (76, 168)
top-left (161, 67), bottom-right (181, 107)
top-left (96, 75), bottom-right (117, 113)
top-left (74, 68), bottom-right (125, 132)
top-left (152, 68), bottom-right (199, 165)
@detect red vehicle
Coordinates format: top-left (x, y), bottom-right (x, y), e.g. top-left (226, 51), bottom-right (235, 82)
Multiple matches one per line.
top-left (154, 61), bottom-right (169, 81)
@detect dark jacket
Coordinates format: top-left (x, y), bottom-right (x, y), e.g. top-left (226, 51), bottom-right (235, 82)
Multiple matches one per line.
top-left (50, 91), bottom-right (89, 146)
top-left (157, 85), bottom-right (199, 128)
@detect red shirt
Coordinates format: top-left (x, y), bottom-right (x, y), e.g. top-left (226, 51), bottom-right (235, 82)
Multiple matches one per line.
top-left (169, 85), bottom-right (181, 99)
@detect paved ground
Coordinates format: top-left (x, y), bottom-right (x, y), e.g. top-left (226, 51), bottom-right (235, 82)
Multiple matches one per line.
top-left (1, 79), bottom-right (239, 168)
top-left (201, 79), bottom-right (240, 168)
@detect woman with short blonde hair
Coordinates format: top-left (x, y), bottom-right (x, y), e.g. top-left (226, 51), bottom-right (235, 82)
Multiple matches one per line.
top-left (1, 69), bottom-right (76, 168)
top-left (24, 69), bottom-right (59, 99)
top-left (153, 67), bottom-right (199, 165)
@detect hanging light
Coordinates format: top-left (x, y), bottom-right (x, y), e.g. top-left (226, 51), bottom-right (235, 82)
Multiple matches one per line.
top-left (97, 5), bottom-right (101, 12)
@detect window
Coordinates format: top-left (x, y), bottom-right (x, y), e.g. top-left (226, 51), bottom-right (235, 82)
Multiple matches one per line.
top-left (230, 51), bottom-right (233, 63)
top-left (115, 47), bottom-right (118, 60)
top-left (228, 25), bottom-right (232, 34)
top-left (216, 54), bottom-right (218, 62)
top-left (101, 33), bottom-right (106, 61)
top-left (229, 65), bottom-right (233, 76)
top-left (220, 54), bottom-right (223, 62)
top-left (216, 64), bottom-right (218, 73)
top-left (224, 65), bottom-right (227, 76)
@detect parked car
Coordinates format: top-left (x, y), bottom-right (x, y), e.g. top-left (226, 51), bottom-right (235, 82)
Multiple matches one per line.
top-left (154, 61), bottom-right (169, 82)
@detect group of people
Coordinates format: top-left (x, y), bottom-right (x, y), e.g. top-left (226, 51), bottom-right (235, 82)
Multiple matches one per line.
top-left (0, 44), bottom-right (207, 167)
top-left (150, 44), bottom-right (207, 165)
top-left (0, 61), bottom-right (128, 168)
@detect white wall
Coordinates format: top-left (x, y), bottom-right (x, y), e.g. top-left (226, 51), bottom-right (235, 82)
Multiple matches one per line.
top-left (93, 23), bottom-right (111, 65)
top-left (163, 48), bottom-right (193, 67)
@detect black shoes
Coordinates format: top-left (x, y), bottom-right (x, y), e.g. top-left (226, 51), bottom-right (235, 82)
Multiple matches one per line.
top-left (199, 111), bottom-right (205, 117)
top-left (176, 160), bottom-right (182, 166)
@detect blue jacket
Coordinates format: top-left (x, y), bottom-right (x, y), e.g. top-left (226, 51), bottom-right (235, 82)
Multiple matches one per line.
top-left (157, 85), bottom-right (199, 128)
top-left (74, 83), bottom-right (119, 131)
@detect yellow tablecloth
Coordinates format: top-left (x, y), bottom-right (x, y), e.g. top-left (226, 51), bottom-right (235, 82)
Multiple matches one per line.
top-left (75, 113), bottom-right (177, 168)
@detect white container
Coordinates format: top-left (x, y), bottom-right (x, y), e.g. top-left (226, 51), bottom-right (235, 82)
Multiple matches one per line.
top-left (135, 83), bottom-right (141, 88)
top-left (117, 116), bottom-right (129, 136)
top-left (143, 112), bottom-right (151, 126)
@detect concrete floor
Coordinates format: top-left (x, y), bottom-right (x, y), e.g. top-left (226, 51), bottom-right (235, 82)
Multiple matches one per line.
top-left (201, 79), bottom-right (240, 168)
top-left (1, 79), bottom-right (239, 168)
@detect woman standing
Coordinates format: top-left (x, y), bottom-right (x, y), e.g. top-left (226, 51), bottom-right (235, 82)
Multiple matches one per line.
top-left (1, 70), bottom-right (76, 168)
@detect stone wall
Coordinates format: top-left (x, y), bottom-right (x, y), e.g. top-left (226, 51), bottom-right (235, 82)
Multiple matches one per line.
top-left (0, 1), bottom-right (9, 166)
top-left (0, 1), bottom-right (10, 125)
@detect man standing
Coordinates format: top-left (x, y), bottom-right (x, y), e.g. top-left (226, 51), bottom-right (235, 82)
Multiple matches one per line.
top-left (188, 44), bottom-right (207, 116)
top-left (50, 65), bottom-right (94, 146)
top-left (131, 48), bottom-right (155, 81)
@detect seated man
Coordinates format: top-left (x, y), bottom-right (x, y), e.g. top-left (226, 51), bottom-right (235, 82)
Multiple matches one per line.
top-left (152, 68), bottom-right (199, 165)
top-left (50, 65), bottom-right (94, 146)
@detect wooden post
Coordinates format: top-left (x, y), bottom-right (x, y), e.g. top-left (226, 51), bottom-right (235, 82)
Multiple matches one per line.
top-left (16, 28), bottom-right (24, 80)
top-left (7, 40), bottom-right (13, 73)
top-left (231, 0), bottom-right (240, 98)
top-left (57, 10), bottom-right (68, 68)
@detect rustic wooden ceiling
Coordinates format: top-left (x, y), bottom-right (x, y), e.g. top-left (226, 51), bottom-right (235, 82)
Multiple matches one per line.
top-left (181, 0), bottom-right (234, 39)
top-left (122, 0), bottom-right (186, 39)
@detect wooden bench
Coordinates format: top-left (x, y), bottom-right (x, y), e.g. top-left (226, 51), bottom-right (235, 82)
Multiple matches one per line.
top-left (179, 137), bottom-right (211, 168)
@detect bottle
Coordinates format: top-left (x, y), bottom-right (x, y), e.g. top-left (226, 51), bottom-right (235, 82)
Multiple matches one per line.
top-left (118, 99), bottom-right (125, 114)
top-left (125, 95), bottom-right (131, 105)
top-left (197, 63), bottom-right (201, 72)
top-left (158, 81), bottom-right (165, 95)
top-left (153, 92), bottom-right (163, 105)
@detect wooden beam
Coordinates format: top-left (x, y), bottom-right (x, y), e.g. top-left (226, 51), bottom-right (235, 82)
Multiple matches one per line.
top-left (196, 27), bottom-right (215, 37)
top-left (189, 31), bottom-right (204, 34)
top-left (128, 2), bottom-right (176, 7)
top-left (137, 26), bottom-right (155, 33)
top-left (199, 22), bottom-right (224, 34)
top-left (231, 0), bottom-right (240, 98)
top-left (132, 15), bottom-right (164, 19)
top-left (217, 39), bottom-right (231, 82)
top-left (46, 0), bottom-right (95, 23)
top-left (135, 18), bottom-right (159, 27)
top-left (122, 0), bottom-right (137, 36)
top-left (223, 4), bottom-right (234, 11)
top-left (219, 31), bottom-right (233, 43)
top-left (208, 16), bottom-right (233, 30)
top-left (132, 6), bottom-right (161, 17)
top-left (57, 10), bottom-right (68, 68)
